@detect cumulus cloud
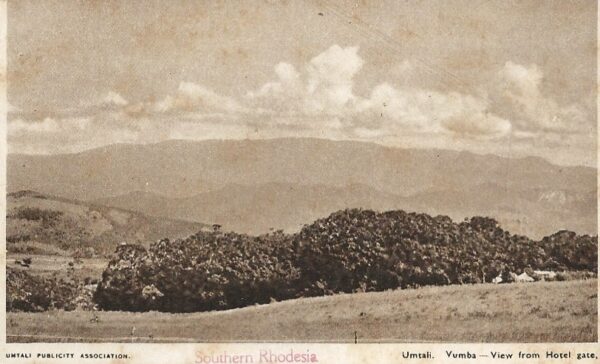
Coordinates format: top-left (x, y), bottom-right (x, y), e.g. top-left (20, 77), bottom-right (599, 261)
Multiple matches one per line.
top-left (350, 83), bottom-right (512, 139)
top-left (305, 45), bottom-right (363, 114)
top-left (491, 61), bottom-right (588, 132)
top-left (247, 46), bottom-right (511, 139)
top-left (246, 45), bottom-right (364, 117)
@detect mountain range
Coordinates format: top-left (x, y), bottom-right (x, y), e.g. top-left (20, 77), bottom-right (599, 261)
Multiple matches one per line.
top-left (8, 138), bottom-right (597, 239)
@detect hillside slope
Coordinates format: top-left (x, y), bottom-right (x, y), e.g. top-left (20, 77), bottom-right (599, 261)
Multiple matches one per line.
top-left (6, 191), bottom-right (207, 256)
top-left (93, 182), bottom-right (596, 238)
top-left (8, 280), bottom-right (597, 343)
top-left (93, 183), bottom-right (405, 234)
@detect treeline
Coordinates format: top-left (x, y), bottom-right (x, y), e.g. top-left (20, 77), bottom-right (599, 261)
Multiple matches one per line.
top-left (92, 209), bottom-right (597, 312)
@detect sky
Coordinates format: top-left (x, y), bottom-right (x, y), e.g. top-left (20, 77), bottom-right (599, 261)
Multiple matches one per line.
top-left (6, 0), bottom-right (597, 167)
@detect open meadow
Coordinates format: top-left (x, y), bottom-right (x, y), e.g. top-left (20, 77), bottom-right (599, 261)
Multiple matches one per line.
top-left (7, 279), bottom-right (597, 343)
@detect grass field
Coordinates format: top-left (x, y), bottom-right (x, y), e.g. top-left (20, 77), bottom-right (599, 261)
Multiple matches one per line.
top-left (7, 254), bottom-right (107, 280)
top-left (7, 279), bottom-right (597, 343)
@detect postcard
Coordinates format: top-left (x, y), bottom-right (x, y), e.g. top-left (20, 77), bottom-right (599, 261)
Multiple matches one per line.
top-left (1, 1), bottom-right (597, 363)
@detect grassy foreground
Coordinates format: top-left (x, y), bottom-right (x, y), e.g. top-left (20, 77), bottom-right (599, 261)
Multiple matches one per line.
top-left (7, 279), bottom-right (597, 343)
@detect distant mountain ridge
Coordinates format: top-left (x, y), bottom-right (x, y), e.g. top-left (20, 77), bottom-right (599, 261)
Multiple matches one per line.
top-left (94, 181), bottom-right (595, 239)
top-left (8, 138), bottom-right (595, 199)
top-left (7, 138), bottom-right (597, 238)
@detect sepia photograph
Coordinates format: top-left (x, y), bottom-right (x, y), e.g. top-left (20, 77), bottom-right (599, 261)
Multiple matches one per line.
top-left (4, 0), bottom-right (597, 345)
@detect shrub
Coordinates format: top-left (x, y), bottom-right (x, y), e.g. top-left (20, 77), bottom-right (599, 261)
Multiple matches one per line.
top-left (6, 268), bottom-right (80, 312)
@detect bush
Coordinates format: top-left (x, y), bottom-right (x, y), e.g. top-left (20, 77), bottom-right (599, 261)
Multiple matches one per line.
top-left (93, 244), bottom-right (149, 311)
top-left (6, 268), bottom-right (81, 312)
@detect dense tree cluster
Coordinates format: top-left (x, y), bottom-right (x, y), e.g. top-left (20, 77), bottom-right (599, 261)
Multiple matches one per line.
top-left (9, 207), bottom-right (63, 224)
top-left (539, 230), bottom-right (598, 271)
top-left (295, 210), bottom-right (596, 293)
top-left (91, 209), bottom-right (597, 312)
top-left (94, 231), bottom-right (299, 312)
top-left (6, 268), bottom-right (88, 312)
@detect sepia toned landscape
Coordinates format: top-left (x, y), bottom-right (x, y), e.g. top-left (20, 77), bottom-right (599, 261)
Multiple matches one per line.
top-left (5, 0), bottom-right (597, 343)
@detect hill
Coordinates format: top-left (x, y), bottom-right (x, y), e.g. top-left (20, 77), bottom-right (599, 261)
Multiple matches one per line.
top-left (93, 181), bottom-right (595, 238)
top-left (8, 279), bottom-right (597, 343)
top-left (93, 183), bottom-right (405, 235)
top-left (6, 190), bottom-right (208, 256)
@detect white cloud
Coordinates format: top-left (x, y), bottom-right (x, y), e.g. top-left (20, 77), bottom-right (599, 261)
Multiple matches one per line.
top-left (247, 63), bottom-right (301, 99)
top-left (275, 62), bottom-right (300, 83)
top-left (353, 83), bottom-right (511, 138)
top-left (305, 45), bottom-right (363, 114)
top-left (247, 45), bottom-right (364, 117)
top-left (103, 91), bottom-right (128, 106)
top-left (8, 114), bottom-right (155, 154)
top-left (155, 82), bottom-right (245, 114)
top-left (9, 118), bottom-right (60, 134)
top-left (245, 62), bottom-right (304, 117)
top-left (492, 61), bottom-right (587, 132)
top-left (246, 46), bottom-right (512, 139)
top-left (8, 117), bottom-right (91, 134)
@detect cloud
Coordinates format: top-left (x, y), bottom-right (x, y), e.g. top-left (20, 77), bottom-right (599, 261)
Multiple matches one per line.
top-left (491, 61), bottom-right (588, 132)
top-left (245, 62), bottom-right (304, 117)
top-left (8, 114), bottom-right (157, 154)
top-left (9, 118), bottom-right (60, 134)
top-left (103, 91), bottom-right (128, 106)
top-left (155, 82), bottom-right (245, 114)
top-left (352, 83), bottom-right (512, 138)
top-left (246, 45), bottom-right (511, 139)
top-left (275, 62), bottom-right (301, 84)
top-left (247, 45), bottom-right (364, 117)
top-left (8, 117), bottom-right (91, 134)
top-left (305, 45), bottom-right (363, 114)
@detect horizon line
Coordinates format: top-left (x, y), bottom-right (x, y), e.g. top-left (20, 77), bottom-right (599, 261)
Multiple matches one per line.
top-left (7, 136), bottom-right (596, 169)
